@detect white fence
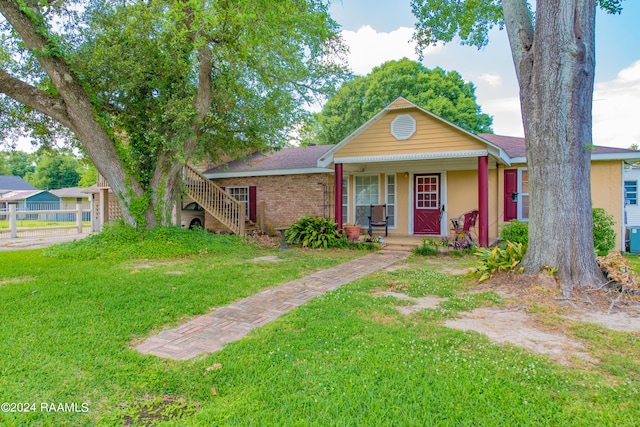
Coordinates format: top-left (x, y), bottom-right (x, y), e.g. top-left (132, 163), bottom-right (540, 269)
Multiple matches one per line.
top-left (0, 203), bottom-right (92, 239)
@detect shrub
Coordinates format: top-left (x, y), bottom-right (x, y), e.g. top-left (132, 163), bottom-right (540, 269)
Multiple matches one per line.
top-left (285, 216), bottom-right (341, 248)
top-left (474, 241), bottom-right (526, 282)
top-left (592, 207), bottom-right (616, 256)
top-left (499, 220), bottom-right (528, 245)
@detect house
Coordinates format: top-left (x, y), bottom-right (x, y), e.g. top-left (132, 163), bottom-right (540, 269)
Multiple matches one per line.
top-left (202, 97), bottom-right (640, 250)
top-left (0, 190), bottom-right (60, 220)
top-left (50, 187), bottom-right (91, 221)
top-left (0, 175), bottom-right (37, 196)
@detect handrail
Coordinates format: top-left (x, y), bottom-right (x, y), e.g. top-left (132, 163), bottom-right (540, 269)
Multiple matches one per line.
top-left (182, 164), bottom-right (245, 235)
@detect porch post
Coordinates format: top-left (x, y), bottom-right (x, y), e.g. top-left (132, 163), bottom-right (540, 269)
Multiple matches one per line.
top-left (334, 163), bottom-right (343, 229)
top-left (478, 155), bottom-right (489, 247)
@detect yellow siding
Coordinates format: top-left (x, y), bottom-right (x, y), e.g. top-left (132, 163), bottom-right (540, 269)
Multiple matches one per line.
top-left (335, 109), bottom-right (487, 158)
top-left (592, 161), bottom-right (623, 249)
top-left (497, 161), bottom-right (624, 249)
top-left (387, 98), bottom-right (415, 109)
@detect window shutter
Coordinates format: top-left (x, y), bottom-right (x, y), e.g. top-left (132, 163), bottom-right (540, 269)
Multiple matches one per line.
top-left (504, 169), bottom-right (517, 221)
top-left (249, 186), bottom-right (257, 222)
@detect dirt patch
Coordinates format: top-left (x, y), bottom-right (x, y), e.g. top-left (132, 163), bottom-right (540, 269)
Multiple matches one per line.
top-left (376, 291), bottom-right (446, 315)
top-left (0, 276), bottom-right (33, 286)
top-left (251, 256), bottom-right (283, 262)
top-left (120, 395), bottom-right (198, 427)
top-left (422, 258), bottom-right (474, 276)
top-left (382, 270), bottom-right (640, 365)
top-left (445, 307), bottom-right (598, 365)
top-left (132, 261), bottom-right (180, 269)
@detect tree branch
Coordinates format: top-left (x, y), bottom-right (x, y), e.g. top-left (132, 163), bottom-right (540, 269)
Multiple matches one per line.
top-left (0, 69), bottom-right (73, 129)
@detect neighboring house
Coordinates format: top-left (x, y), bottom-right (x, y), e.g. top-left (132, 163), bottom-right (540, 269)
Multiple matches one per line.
top-left (50, 187), bottom-right (91, 221)
top-left (624, 164), bottom-right (640, 225)
top-left (0, 175), bottom-right (37, 196)
top-left (0, 189), bottom-right (60, 213)
top-left (204, 97), bottom-right (640, 250)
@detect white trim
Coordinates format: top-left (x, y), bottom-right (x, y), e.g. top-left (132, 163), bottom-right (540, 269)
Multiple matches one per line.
top-left (204, 167), bottom-right (332, 179)
top-left (510, 153), bottom-right (640, 165)
top-left (517, 167), bottom-right (529, 221)
top-left (440, 172), bottom-right (448, 236)
top-left (593, 153), bottom-right (640, 161)
top-left (385, 173), bottom-right (397, 230)
top-left (333, 150), bottom-right (489, 165)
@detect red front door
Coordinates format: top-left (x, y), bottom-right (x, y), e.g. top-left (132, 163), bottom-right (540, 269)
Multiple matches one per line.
top-left (414, 174), bottom-right (441, 234)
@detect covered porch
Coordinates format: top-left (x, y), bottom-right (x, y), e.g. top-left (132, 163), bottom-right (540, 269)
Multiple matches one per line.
top-left (328, 153), bottom-right (505, 247)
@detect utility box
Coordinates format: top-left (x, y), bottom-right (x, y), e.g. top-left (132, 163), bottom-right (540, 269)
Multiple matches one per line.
top-left (629, 227), bottom-right (640, 254)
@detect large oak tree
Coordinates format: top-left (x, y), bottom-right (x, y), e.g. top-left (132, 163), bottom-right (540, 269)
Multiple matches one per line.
top-left (411, 0), bottom-right (624, 291)
top-left (0, 0), bottom-right (347, 227)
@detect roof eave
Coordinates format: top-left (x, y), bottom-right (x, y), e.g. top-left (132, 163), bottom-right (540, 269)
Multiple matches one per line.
top-left (204, 167), bottom-right (333, 179)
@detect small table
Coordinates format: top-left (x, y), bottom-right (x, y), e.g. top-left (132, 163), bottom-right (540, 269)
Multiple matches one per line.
top-left (274, 227), bottom-right (289, 250)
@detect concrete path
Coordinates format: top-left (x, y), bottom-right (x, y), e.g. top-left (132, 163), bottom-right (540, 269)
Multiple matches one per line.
top-left (0, 233), bottom-right (92, 251)
top-left (136, 251), bottom-right (408, 360)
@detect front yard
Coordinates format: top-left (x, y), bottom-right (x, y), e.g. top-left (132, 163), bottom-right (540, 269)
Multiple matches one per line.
top-left (0, 228), bottom-right (638, 426)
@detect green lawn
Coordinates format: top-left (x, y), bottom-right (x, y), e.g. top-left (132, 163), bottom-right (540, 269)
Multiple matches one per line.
top-left (1, 229), bottom-right (639, 426)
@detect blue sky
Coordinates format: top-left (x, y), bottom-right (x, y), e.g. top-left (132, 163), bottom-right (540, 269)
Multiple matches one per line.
top-left (328, 0), bottom-right (640, 148)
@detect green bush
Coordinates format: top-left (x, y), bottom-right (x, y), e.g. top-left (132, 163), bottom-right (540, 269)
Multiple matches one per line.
top-left (499, 220), bottom-right (528, 245)
top-left (592, 207), bottom-right (616, 256)
top-left (474, 241), bottom-right (526, 282)
top-left (285, 215), bottom-right (341, 248)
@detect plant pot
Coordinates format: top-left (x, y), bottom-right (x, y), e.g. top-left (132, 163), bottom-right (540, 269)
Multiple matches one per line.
top-left (344, 225), bottom-right (361, 241)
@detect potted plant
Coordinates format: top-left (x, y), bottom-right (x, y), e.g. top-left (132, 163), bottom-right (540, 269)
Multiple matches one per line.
top-left (343, 223), bottom-right (361, 241)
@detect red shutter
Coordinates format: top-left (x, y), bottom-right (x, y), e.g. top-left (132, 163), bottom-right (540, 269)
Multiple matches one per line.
top-left (504, 169), bottom-right (517, 221)
top-left (249, 186), bottom-right (257, 222)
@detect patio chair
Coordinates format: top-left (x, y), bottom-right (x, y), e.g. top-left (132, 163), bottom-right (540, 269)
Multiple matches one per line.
top-left (449, 210), bottom-right (478, 248)
top-left (368, 204), bottom-right (389, 237)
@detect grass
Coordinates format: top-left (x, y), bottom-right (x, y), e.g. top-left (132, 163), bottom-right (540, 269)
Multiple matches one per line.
top-left (1, 228), bottom-right (639, 426)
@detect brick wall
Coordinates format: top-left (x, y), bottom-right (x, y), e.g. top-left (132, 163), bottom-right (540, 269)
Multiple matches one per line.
top-left (205, 173), bottom-right (335, 235)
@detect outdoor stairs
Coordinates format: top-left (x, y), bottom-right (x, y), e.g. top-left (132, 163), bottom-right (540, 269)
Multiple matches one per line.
top-left (182, 164), bottom-right (248, 235)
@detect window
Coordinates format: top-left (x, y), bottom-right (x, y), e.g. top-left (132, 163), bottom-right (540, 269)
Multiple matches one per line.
top-left (226, 186), bottom-right (249, 218)
top-left (355, 175), bottom-right (379, 226)
top-left (386, 174), bottom-right (396, 227)
top-left (518, 168), bottom-right (529, 220)
top-left (625, 181), bottom-right (638, 206)
top-left (342, 176), bottom-right (349, 225)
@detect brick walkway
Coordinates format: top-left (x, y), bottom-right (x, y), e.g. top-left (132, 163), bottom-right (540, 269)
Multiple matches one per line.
top-left (135, 251), bottom-right (408, 360)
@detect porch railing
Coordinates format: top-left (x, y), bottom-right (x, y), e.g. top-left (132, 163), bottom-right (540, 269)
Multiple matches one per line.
top-left (182, 164), bottom-right (245, 235)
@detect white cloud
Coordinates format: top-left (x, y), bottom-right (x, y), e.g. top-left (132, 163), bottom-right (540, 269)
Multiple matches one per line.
top-left (341, 25), bottom-right (441, 75)
top-left (480, 96), bottom-right (523, 137)
top-left (593, 60), bottom-right (640, 148)
top-left (476, 73), bottom-right (503, 88)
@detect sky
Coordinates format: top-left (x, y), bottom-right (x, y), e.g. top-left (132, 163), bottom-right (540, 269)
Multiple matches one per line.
top-left (327, 0), bottom-right (640, 149)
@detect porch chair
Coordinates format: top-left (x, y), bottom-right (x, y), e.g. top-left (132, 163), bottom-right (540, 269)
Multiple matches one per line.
top-left (449, 210), bottom-right (479, 249)
top-left (368, 204), bottom-right (389, 237)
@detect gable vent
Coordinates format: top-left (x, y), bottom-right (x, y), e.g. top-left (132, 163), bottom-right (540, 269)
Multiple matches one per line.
top-left (391, 114), bottom-right (416, 140)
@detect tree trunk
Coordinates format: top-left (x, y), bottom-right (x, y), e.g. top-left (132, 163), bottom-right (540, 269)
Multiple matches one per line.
top-left (503, 0), bottom-right (605, 292)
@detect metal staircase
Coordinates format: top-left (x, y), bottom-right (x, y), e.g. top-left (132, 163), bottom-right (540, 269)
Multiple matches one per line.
top-left (182, 164), bottom-right (246, 235)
